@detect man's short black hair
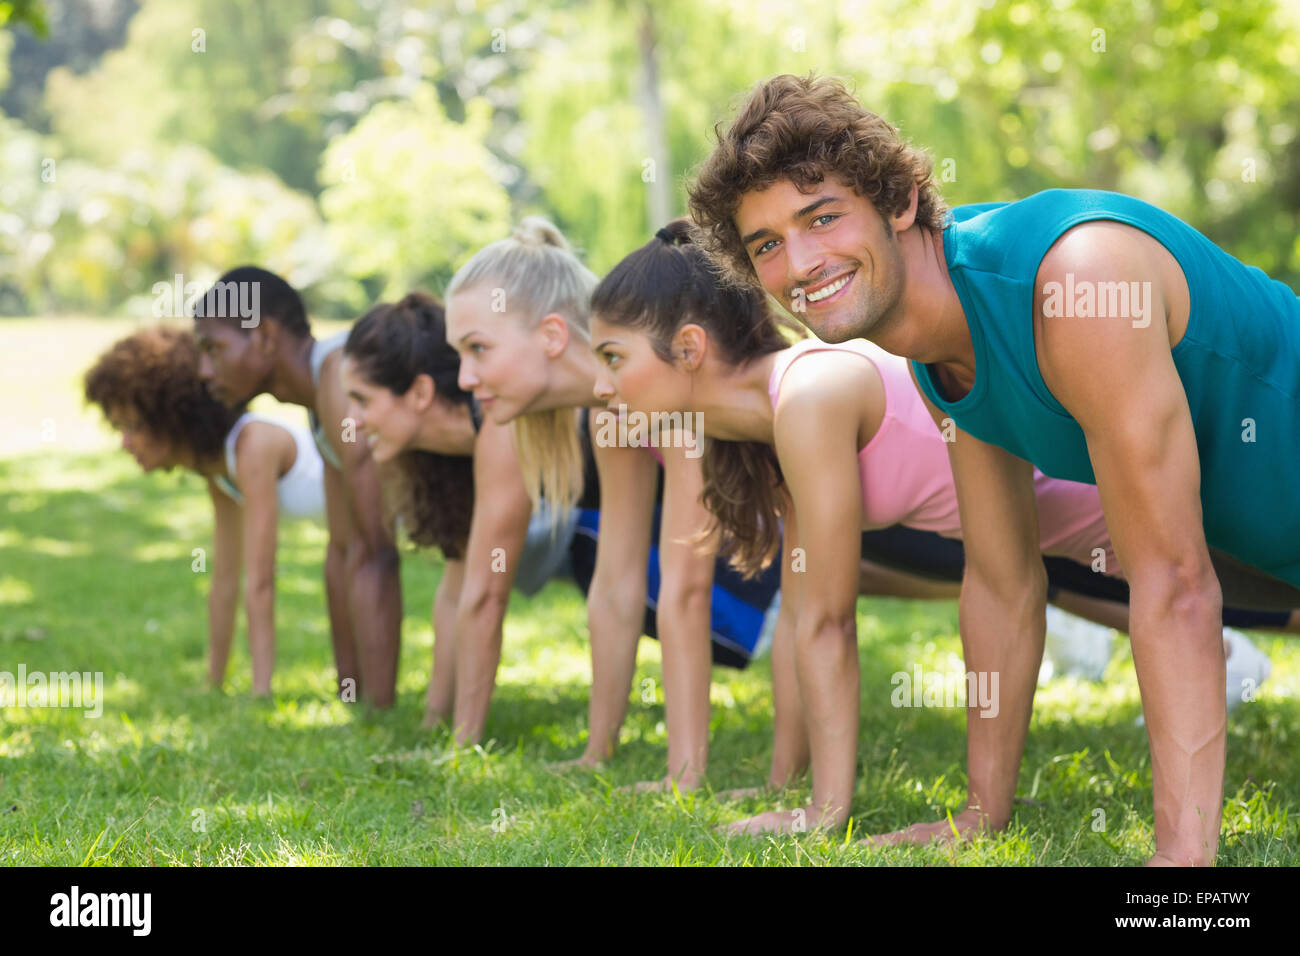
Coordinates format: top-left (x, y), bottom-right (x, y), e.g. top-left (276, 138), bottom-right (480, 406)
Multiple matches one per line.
top-left (192, 265), bottom-right (310, 338)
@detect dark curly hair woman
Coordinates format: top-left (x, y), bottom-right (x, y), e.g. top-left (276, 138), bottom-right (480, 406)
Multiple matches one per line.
top-left (84, 325), bottom-right (326, 696)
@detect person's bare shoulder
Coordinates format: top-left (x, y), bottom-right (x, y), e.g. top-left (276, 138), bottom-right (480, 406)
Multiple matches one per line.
top-left (235, 420), bottom-right (294, 479)
top-left (1033, 221), bottom-right (1178, 411)
top-left (775, 348), bottom-right (883, 448)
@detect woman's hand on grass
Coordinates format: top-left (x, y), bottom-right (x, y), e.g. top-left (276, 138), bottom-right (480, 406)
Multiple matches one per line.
top-left (860, 808), bottom-right (988, 848)
top-left (719, 805), bottom-right (832, 837)
top-left (547, 751), bottom-right (606, 772)
top-left (715, 785), bottom-right (768, 801)
top-left (616, 773), bottom-right (702, 795)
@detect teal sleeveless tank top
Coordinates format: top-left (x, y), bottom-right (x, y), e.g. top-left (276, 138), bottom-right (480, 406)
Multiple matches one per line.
top-left (911, 189), bottom-right (1300, 587)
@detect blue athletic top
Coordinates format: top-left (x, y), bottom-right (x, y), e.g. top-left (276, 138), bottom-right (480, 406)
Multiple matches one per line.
top-left (572, 507), bottom-right (782, 665)
top-left (912, 189), bottom-right (1300, 587)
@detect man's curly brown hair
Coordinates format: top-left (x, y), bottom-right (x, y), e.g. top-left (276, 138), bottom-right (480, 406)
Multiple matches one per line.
top-left (84, 326), bottom-right (245, 465)
top-left (687, 72), bottom-right (948, 290)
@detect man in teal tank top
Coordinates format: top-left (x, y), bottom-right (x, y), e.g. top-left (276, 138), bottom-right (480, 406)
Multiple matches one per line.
top-left (689, 73), bottom-right (1300, 867)
top-left (917, 190), bottom-right (1300, 589)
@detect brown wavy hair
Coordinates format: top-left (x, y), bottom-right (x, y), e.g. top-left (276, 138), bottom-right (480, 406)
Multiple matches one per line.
top-left (84, 325), bottom-right (245, 465)
top-left (591, 218), bottom-right (803, 577)
top-left (344, 292), bottom-right (475, 558)
top-left (687, 71), bottom-right (948, 291)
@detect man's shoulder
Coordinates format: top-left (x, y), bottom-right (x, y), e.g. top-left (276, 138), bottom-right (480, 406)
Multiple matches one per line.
top-left (949, 188), bottom-right (1125, 225)
top-left (945, 189), bottom-right (1163, 277)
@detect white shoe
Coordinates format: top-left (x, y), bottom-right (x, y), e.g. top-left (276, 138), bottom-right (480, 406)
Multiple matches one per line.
top-left (1042, 605), bottom-right (1114, 683)
top-left (1137, 627), bottom-right (1272, 727)
top-left (1223, 627), bottom-right (1271, 713)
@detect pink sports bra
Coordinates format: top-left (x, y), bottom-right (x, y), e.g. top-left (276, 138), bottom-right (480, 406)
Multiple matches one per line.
top-left (767, 338), bottom-right (1121, 575)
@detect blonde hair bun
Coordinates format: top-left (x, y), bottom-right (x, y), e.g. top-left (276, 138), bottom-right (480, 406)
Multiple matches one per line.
top-left (512, 216), bottom-right (570, 252)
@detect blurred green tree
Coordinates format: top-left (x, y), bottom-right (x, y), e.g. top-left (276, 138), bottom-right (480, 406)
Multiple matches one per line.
top-left (318, 83), bottom-right (511, 304)
top-left (0, 0), bottom-right (46, 34)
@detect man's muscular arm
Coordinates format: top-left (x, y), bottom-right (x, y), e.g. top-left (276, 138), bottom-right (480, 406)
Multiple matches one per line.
top-left (1036, 222), bottom-right (1224, 866)
top-left (319, 368), bottom-right (403, 709)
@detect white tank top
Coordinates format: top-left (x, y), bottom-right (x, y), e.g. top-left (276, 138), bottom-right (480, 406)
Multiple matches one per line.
top-left (214, 412), bottom-right (326, 521)
top-left (307, 330), bottom-right (349, 470)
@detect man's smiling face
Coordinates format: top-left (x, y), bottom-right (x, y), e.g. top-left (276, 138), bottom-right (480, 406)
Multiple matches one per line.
top-left (734, 175), bottom-right (906, 344)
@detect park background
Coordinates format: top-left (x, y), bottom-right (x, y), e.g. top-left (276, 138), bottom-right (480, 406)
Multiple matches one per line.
top-left (0, 0), bottom-right (1297, 864)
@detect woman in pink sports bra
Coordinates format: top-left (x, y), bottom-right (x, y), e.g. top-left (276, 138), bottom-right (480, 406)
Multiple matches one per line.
top-left (768, 336), bottom-right (1119, 574)
top-left (589, 219), bottom-right (1295, 839)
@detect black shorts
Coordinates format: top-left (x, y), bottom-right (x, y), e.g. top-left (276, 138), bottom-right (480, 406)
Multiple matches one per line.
top-left (859, 526), bottom-right (1291, 629)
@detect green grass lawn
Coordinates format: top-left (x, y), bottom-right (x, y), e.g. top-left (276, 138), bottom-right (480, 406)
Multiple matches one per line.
top-left (2, 317), bottom-right (1297, 865)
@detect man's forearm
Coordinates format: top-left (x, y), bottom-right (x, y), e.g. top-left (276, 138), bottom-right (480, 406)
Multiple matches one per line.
top-left (1129, 570), bottom-right (1225, 865)
top-left (347, 542), bottom-right (402, 708)
top-left (323, 544), bottom-right (358, 696)
top-left (794, 617), bottom-right (858, 826)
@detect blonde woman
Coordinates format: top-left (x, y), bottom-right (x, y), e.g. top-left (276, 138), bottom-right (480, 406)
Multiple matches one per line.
top-left (433, 222), bottom-right (778, 790)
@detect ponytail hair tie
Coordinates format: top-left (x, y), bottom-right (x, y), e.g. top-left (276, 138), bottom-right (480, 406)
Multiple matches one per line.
top-left (655, 226), bottom-right (677, 244)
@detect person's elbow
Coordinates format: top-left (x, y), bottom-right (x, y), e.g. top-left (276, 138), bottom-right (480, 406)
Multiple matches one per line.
top-left (655, 574), bottom-right (713, 628)
top-left (348, 536), bottom-right (400, 577)
top-left (457, 580), bottom-right (511, 630)
top-left (208, 575), bottom-right (239, 606)
top-left (325, 536), bottom-right (349, 570)
top-left (588, 574), bottom-right (647, 629)
top-left (244, 574), bottom-right (275, 605)
top-left (795, 606), bottom-right (857, 654)
top-left (964, 554), bottom-right (1047, 618)
top-left (1130, 551), bottom-right (1222, 625)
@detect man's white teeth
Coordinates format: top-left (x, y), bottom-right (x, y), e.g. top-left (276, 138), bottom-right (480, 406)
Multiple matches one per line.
top-left (806, 273), bottom-right (852, 302)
